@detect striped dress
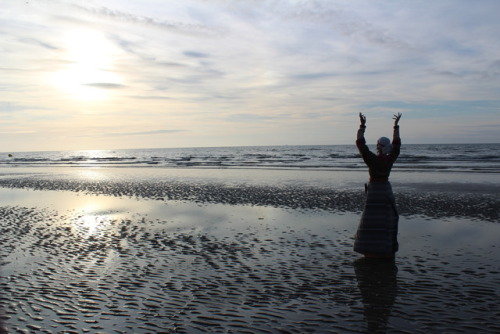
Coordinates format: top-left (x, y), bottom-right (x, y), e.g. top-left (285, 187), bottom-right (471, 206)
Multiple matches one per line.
top-left (354, 126), bottom-right (401, 257)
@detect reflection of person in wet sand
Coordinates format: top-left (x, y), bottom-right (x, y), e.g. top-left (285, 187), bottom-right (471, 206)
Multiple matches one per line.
top-left (353, 258), bottom-right (398, 333)
top-left (354, 113), bottom-right (402, 258)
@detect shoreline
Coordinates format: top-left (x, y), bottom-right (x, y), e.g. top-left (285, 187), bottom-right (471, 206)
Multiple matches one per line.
top-left (0, 167), bottom-right (498, 222)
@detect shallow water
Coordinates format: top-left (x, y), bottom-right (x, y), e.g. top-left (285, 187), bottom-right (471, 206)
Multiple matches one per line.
top-left (1, 166), bottom-right (499, 188)
top-left (1, 167), bottom-right (499, 223)
top-left (1, 188), bottom-right (499, 333)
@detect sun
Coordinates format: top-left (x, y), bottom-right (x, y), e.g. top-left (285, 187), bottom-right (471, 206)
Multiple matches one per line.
top-left (50, 29), bottom-right (122, 101)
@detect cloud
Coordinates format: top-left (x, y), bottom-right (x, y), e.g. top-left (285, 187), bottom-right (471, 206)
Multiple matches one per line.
top-left (83, 83), bottom-right (126, 89)
top-left (66, 1), bottom-right (225, 37)
top-left (183, 51), bottom-right (210, 58)
top-left (291, 72), bottom-right (339, 81)
top-left (106, 129), bottom-right (185, 137)
top-left (128, 95), bottom-right (173, 100)
top-left (0, 130), bottom-right (36, 135)
top-left (109, 34), bottom-right (190, 70)
top-left (19, 38), bottom-right (59, 50)
top-left (0, 102), bottom-right (31, 113)
top-left (279, 1), bottom-right (415, 51)
top-left (226, 113), bottom-right (288, 123)
top-left (359, 100), bottom-right (500, 121)
top-left (1, 0), bottom-right (500, 150)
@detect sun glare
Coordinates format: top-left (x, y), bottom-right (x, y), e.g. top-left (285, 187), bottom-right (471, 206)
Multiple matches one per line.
top-left (72, 201), bottom-right (118, 239)
top-left (50, 29), bottom-right (122, 101)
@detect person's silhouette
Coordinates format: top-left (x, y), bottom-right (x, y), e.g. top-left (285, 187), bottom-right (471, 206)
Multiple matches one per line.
top-left (354, 113), bottom-right (402, 258)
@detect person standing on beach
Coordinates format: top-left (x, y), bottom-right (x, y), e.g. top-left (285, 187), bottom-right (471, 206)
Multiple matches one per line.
top-left (354, 112), bottom-right (402, 258)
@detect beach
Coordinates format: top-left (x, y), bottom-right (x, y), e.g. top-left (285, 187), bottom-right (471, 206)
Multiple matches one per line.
top-left (1, 167), bottom-right (499, 333)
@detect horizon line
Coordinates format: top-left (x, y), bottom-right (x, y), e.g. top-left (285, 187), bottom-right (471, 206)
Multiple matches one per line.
top-left (1, 142), bottom-right (498, 154)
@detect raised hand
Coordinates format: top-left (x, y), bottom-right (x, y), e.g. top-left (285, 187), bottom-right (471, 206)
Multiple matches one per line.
top-left (359, 113), bottom-right (366, 126)
top-left (393, 112), bottom-right (402, 126)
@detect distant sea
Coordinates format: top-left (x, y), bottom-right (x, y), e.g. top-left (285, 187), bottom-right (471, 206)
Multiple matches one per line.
top-left (1, 144), bottom-right (499, 173)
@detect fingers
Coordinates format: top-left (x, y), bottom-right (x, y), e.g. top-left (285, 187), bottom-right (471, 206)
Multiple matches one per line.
top-left (393, 112), bottom-right (402, 121)
top-left (393, 112), bottom-right (402, 126)
top-left (359, 113), bottom-right (366, 125)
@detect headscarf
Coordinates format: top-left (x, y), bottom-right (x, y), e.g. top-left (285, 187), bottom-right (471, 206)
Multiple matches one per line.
top-left (377, 137), bottom-right (392, 155)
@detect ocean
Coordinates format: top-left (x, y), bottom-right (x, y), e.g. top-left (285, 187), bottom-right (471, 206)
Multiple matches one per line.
top-left (1, 143), bottom-right (499, 173)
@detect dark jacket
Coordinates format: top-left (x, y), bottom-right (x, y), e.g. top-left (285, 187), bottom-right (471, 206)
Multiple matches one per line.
top-left (356, 126), bottom-right (401, 182)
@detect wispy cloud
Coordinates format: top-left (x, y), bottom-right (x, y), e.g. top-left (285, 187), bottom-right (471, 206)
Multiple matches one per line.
top-left (83, 83), bottom-right (126, 89)
top-left (226, 113), bottom-right (288, 123)
top-left (19, 37), bottom-right (59, 50)
top-left (183, 51), bottom-right (210, 58)
top-left (107, 129), bottom-right (185, 137)
top-left (1, 0), bottom-right (499, 150)
top-left (64, 1), bottom-right (225, 37)
top-left (281, 1), bottom-right (415, 51)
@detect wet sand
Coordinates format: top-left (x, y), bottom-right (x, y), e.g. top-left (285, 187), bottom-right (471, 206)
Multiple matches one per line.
top-left (1, 168), bottom-right (499, 333)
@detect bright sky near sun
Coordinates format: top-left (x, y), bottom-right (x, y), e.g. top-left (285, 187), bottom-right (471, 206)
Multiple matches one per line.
top-left (1, 0), bottom-right (499, 151)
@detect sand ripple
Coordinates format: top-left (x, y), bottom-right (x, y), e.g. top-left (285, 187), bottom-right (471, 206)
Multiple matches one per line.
top-left (1, 206), bottom-right (499, 333)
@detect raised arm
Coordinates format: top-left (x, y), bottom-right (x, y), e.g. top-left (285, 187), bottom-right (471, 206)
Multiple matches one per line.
top-left (392, 112), bottom-right (401, 141)
top-left (357, 112), bottom-right (367, 141)
top-left (391, 113), bottom-right (402, 159)
top-left (356, 113), bottom-right (374, 161)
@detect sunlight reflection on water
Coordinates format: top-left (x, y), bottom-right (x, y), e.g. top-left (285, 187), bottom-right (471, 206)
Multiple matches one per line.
top-left (0, 186), bottom-right (498, 256)
top-left (75, 168), bottom-right (110, 181)
top-left (71, 208), bottom-right (117, 239)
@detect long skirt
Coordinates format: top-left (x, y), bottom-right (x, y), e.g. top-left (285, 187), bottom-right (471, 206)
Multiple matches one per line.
top-left (354, 181), bottom-right (399, 256)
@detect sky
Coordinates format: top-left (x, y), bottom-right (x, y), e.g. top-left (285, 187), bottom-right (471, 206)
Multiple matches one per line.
top-left (1, 0), bottom-right (500, 152)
